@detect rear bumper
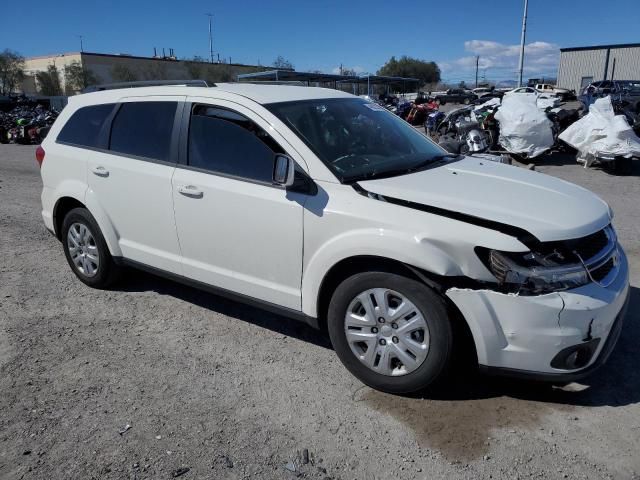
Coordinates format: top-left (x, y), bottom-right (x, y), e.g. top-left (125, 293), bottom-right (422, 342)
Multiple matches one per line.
top-left (41, 186), bottom-right (55, 235)
top-left (446, 247), bottom-right (630, 380)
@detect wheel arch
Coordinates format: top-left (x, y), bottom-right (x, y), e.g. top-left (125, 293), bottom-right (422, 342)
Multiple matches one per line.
top-left (53, 194), bottom-right (121, 257)
top-left (313, 255), bottom-right (477, 366)
top-left (53, 196), bottom-right (86, 240)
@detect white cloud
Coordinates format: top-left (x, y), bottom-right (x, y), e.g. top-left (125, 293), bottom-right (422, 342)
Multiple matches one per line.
top-left (441, 40), bottom-right (559, 80)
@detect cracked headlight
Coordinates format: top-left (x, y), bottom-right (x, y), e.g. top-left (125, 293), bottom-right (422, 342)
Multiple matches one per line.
top-left (481, 249), bottom-right (589, 295)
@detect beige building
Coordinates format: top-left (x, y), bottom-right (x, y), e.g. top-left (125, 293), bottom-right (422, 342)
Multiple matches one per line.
top-left (22, 51), bottom-right (267, 95)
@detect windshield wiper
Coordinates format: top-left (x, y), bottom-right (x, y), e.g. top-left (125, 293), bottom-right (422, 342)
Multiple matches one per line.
top-left (405, 153), bottom-right (462, 173)
top-left (427, 153), bottom-right (464, 164)
top-left (343, 154), bottom-right (462, 183)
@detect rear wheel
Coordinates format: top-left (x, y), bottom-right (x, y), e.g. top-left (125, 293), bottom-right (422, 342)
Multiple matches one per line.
top-left (327, 272), bottom-right (453, 394)
top-left (61, 208), bottom-right (120, 288)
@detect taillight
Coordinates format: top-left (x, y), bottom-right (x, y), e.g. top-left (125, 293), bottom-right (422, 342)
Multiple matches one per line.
top-left (35, 145), bottom-right (45, 167)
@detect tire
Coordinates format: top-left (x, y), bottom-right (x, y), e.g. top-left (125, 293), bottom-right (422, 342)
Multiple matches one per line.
top-left (605, 157), bottom-right (633, 176)
top-left (327, 271), bottom-right (453, 394)
top-left (61, 207), bottom-right (120, 288)
top-left (463, 97), bottom-right (471, 105)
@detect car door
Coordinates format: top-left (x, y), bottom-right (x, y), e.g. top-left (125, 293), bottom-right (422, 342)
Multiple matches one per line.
top-left (171, 98), bottom-right (308, 310)
top-left (86, 96), bottom-right (184, 274)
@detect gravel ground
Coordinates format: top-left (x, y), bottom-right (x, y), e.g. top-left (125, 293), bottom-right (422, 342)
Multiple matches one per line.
top-left (0, 143), bottom-right (638, 480)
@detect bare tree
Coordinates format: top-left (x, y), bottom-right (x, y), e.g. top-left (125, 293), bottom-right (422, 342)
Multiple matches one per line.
top-left (36, 65), bottom-right (62, 96)
top-left (140, 62), bottom-right (168, 80)
top-left (183, 56), bottom-right (206, 80)
top-left (200, 64), bottom-right (234, 84)
top-left (0, 49), bottom-right (25, 95)
top-left (64, 60), bottom-right (99, 94)
top-left (110, 64), bottom-right (138, 82)
top-left (272, 56), bottom-right (294, 70)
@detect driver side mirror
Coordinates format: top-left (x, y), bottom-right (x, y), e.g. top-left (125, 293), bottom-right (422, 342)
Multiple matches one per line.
top-left (273, 154), bottom-right (295, 187)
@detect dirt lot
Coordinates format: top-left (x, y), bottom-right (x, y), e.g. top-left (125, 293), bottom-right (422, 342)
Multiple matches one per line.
top-left (0, 144), bottom-right (638, 480)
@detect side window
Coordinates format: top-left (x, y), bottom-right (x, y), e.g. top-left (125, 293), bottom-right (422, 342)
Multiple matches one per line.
top-left (57, 103), bottom-right (115, 147)
top-left (109, 101), bottom-right (177, 161)
top-left (188, 105), bottom-right (282, 183)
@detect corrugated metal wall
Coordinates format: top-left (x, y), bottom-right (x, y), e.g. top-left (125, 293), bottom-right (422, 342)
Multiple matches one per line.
top-left (607, 47), bottom-right (640, 81)
top-left (557, 50), bottom-right (607, 93)
top-left (557, 46), bottom-right (640, 93)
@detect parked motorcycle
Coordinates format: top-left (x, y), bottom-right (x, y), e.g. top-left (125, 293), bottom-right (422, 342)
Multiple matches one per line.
top-left (0, 104), bottom-right (58, 145)
top-left (405, 100), bottom-right (438, 125)
top-left (427, 106), bottom-right (490, 155)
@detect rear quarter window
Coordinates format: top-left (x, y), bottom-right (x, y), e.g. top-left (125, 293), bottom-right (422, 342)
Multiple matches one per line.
top-left (56, 103), bottom-right (115, 148)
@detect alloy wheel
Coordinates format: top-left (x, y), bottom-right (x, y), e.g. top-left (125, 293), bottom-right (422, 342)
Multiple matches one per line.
top-left (67, 222), bottom-right (100, 277)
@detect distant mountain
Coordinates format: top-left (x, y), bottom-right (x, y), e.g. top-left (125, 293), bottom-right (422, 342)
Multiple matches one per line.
top-left (495, 80), bottom-right (518, 88)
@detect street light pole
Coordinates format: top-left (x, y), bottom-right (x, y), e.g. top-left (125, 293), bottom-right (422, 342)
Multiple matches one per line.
top-left (206, 13), bottom-right (214, 63)
top-left (78, 35), bottom-right (84, 53)
top-left (517, 0), bottom-right (529, 87)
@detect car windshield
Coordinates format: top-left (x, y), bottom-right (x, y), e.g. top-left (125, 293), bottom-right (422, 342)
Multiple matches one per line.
top-left (618, 81), bottom-right (640, 93)
top-left (266, 98), bottom-right (447, 183)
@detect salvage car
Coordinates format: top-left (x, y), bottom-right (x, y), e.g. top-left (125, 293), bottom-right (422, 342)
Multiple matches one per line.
top-left (434, 88), bottom-right (477, 105)
top-left (535, 83), bottom-right (573, 101)
top-left (505, 87), bottom-right (561, 108)
top-left (38, 81), bottom-right (630, 393)
top-left (580, 80), bottom-right (640, 112)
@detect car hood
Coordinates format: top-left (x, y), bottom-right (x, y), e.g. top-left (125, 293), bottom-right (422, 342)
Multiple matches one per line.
top-left (357, 157), bottom-right (611, 243)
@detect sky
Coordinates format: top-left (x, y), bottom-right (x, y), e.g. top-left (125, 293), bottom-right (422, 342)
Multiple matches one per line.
top-left (1, 0), bottom-right (639, 83)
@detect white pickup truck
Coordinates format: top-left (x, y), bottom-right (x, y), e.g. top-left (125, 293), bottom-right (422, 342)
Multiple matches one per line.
top-left (535, 83), bottom-right (573, 100)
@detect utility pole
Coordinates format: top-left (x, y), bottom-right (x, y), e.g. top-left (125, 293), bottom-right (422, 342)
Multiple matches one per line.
top-left (475, 55), bottom-right (479, 88)
top-left (205, 13), bottom-right (214, 63)
top-left (517, 0), bottom-right (529, 87)
top-left (78, 35), bottom-right (84, 53)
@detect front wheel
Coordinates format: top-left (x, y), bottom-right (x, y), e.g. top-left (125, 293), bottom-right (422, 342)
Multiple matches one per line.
top-left (327, 272), bottom-right (453, 394)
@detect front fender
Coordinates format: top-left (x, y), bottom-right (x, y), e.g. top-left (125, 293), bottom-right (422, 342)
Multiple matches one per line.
top-left (301, 228), bottom-right (462, 317)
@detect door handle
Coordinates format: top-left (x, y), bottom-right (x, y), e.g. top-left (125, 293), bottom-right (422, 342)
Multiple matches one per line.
top-left (177, 185), bottom-right (204, 198)
top-left (91, 166), bottom-right (109, 177)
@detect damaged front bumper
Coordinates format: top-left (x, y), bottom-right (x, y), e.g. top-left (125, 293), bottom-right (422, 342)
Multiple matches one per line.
top-left (446, 248), bottom-right (630, 382)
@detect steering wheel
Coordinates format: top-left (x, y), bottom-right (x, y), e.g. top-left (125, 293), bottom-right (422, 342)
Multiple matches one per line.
top-left (348, 138), bottom-right (369, 154)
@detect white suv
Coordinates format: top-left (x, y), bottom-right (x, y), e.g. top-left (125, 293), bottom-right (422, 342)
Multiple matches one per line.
top-left (39, 82), bottom-right (630, 393)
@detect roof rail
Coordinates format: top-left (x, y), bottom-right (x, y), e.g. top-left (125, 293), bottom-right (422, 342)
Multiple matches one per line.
top-left (82, 79), bottom-right (212, 93)
top-left (237, 80), bottom-right (306, 86)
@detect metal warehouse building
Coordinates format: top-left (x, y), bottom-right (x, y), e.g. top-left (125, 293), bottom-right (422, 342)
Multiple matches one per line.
top-left (557, 42), bottom-right (640, 94)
